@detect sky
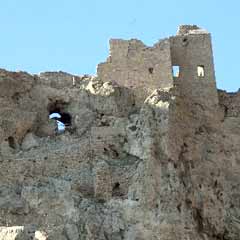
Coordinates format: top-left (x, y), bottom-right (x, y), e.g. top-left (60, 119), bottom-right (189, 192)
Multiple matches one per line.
top-left (0, 0), bottom-right (239, 92)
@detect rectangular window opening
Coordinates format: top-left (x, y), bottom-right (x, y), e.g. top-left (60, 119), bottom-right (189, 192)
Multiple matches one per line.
top-left (172, 66), bottom-right (180, 77)
top-left (197, 65), bottom-right (205, 77)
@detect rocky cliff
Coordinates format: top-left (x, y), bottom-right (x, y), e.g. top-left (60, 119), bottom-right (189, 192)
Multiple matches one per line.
top-left (0, 26), bottom-right (240, 240)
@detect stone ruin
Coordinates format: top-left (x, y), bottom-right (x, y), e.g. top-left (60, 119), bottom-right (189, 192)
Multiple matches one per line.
top-left (0, 25), bottom-right (240, 240)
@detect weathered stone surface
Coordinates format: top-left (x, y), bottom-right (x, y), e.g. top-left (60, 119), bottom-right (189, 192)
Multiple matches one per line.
top-left (0, 25), bottom-right (239, 240)
top-left (21, 133), bottom-right (40, 151)
top-left (93, 161), bottom-right (112, 201)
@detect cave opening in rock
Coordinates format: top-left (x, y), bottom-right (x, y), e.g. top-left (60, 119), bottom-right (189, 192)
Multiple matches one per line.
top-left (49, 113), bottom-right (65, 132)
top-left (49, 112), bottom-right (72, 132)
top-left (48, 101), bottom-right (72, 132)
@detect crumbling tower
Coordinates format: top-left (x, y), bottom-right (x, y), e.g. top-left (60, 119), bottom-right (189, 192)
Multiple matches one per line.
top-left (97, 25), bottom-right (218, 108)
top-left (170, 25), bottom-right (218, 108)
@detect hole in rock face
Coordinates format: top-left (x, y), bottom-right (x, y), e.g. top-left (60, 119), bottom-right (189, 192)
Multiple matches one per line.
top-left (112, 182), bottom-right (124, 197)
top-left (177, 203), bottom-right (181, 212)
top-left (58, 112), bottom-right (71, 126)
top-left (48, 101), bottom-right (72, 132)
top-left (103, 147), bottom-right (108, 153)
top-left (129, 125), bottom-right (137, 131)
top-left (49, 112), bottom-right (72, 132)
top-left (113, 182), bottom-right (120, 190)
top-left (7, 136), bottom-right (16, 149)
top-left (148, 67), bottom-right (154, 74)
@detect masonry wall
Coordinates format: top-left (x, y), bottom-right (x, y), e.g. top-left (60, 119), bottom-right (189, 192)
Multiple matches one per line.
top-left (170, 27), bottom-right (219, 109)
top-left (97, 38), bottom-right (174, 96)
top-left (97, 27), bottom-right (219, 110)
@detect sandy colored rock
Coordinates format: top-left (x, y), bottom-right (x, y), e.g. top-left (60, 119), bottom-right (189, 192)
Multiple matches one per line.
top-left (0, 25), bottom-right (239, 240)
top-left (21, 133), bottom-right (40, 151)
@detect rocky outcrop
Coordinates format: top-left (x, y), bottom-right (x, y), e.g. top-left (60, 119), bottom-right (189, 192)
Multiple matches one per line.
top-left (0, 26), bottom-right (240, 240)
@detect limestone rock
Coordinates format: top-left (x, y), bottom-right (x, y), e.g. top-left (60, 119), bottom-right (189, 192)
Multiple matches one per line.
top-left (74, 107), bottom-right (96, 136)
top-left (34, 230), bottom-right (48, 240)
top-left (21, 133), bottom-right (39, 150)
top-left (93, 161), bottom-right (112, 201)
top-left (37, 120), bottom-right (56, 137)
top-left (0, 226), bottom-right (25, 240)
top-left (0, 25), bottom-right (239, 240)
top-left (64, 224), bottom-right (79, 240)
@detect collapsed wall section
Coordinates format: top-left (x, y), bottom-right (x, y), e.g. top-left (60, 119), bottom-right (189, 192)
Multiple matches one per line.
top-left (97, 38), bottom-right (174, 99)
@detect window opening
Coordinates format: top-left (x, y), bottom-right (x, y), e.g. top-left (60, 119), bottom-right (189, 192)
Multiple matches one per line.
top-left (182, 37), bottom-right (188, 46)
top-left (113, 182), bottom-right (120, 191)
top-left (112, 182), bottom-right (123, 197)
top-left (7, 136), bottom-right (16, 149)
top-left (148, 67), bottom-right (154, 74)
top-left (172, 66), bottom-right (180, 77)
top-left (197, 65), bottom-right (205, 77)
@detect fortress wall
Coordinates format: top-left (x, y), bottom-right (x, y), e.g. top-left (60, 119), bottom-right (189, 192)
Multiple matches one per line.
top-left (97, 38), bottom-right (174, 98)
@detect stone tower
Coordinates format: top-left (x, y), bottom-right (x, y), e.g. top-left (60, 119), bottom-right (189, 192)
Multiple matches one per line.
top-left (97, 25), bottom-right (218, 108)
top-left (170, 25), bottom-right (218, 108)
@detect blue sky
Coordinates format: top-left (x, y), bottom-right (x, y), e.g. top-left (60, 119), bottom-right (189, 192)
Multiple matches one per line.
top-left (0, 0), bottom-right (239, 91)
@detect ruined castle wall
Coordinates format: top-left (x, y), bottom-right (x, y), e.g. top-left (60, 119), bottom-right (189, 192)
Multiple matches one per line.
top-left (97, 38), bottom-right (174, 98)
top-left (1, 25), bottom-right (240, 240)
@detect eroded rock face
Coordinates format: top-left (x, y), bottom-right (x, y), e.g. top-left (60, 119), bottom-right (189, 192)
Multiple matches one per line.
top-left (0, 25), bottom-right (240, 240)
